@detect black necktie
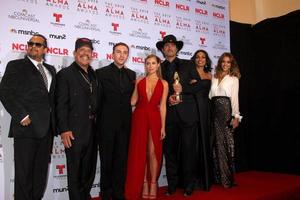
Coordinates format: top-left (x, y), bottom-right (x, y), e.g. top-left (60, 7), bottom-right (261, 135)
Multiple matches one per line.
top-left (37, 63), bottom-right (48, 89)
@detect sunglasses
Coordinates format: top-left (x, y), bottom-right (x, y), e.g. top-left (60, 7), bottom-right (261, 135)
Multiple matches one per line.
top-left (27, 41), bottom-right (45, 48)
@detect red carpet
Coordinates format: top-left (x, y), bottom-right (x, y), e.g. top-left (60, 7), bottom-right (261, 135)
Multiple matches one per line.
top-left (93, 171), bottom-right (300, 200)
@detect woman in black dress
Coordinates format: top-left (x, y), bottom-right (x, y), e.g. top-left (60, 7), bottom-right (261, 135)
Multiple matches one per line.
top-left (191, 50), bottom-right (213, 191)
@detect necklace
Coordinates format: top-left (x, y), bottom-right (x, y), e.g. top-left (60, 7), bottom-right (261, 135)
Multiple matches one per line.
top-left (79, 71), bottom-right (93, 93)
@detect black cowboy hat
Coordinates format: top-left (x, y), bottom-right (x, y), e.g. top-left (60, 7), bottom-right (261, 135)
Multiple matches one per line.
top-left (156, 34), bottom-right (183, 52)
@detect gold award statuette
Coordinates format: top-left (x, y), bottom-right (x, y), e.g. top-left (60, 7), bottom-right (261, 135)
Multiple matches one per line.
top-left (173, 71), bottom-right (182, 102)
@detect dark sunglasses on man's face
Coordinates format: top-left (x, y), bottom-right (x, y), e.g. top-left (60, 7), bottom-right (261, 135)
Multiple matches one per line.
top-left (27, 41), bottom-right (44, 48)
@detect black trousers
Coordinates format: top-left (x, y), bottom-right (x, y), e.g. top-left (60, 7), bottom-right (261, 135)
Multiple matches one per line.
top-left (65, 123), bottom-right (97, 200)
top-left (99, 127), bottom-right (130, 200)
top-left (163, 112), bottom-right (197, 190)
top-left (14, 133), bottom-right (51, 200)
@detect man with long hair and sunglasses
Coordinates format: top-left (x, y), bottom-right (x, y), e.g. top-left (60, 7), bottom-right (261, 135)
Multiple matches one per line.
top-left (0, 34), bottom-right (56, 200)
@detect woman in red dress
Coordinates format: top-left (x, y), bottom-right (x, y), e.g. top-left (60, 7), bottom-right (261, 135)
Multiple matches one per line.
top-left (125, 54), bottom-right (168, 200)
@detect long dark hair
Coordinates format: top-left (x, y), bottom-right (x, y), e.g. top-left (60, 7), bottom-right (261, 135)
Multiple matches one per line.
top-left (191, 49), bottom-right (212, 72)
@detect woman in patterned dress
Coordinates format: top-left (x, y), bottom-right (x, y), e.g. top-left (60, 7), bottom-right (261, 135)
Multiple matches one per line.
top-left (209, 52), bottom-right (242, 188)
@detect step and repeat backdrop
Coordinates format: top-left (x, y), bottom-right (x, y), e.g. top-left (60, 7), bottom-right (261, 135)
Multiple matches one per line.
top-left (0, 0), bottom-right (229, 199)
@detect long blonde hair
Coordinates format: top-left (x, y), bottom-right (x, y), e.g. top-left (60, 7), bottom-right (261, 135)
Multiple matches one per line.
top-left (215, 52), bottom-right (241, 79)
top-left (144, 54), bottom-right (162, 78)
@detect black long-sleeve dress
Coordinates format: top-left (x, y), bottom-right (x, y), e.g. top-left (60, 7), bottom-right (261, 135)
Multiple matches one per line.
top-left (194, 78), bottom-right (213, 191)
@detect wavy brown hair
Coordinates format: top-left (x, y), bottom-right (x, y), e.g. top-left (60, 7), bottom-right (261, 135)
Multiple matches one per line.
top-left (215, 52), bottom-right (241, 79)
top-left (144, 54), bottom-right (162, 79)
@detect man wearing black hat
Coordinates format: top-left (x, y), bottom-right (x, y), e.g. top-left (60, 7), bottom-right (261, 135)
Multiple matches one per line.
top-left (156, 35), bottom-right (199, 196)
top-left (56, 38), bottom-right (99, 200)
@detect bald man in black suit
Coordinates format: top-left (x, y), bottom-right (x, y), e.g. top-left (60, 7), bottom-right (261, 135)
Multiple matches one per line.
top-left (0, 34), bottom-right (56, 200)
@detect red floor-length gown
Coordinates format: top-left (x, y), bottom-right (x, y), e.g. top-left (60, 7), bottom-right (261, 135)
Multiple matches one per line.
top-left (125, 78), bottom-right (164, 200)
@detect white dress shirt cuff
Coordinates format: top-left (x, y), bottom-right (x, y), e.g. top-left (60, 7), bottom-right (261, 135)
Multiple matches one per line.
top-left (20, 115), bottom-right (29, 123)
top-left (233, 114), bottom-right (242, 122)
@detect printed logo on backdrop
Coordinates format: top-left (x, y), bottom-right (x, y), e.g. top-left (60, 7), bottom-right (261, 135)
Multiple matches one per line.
top-left (212, 12), bottom-right (225, 20)
top-left (131, 0), bottom-right (147, 4)
top-left (53, 186), bottom-right (68, 193)
top-left (46, 0), bottom-right (69, 10)
top-left (106, 53), bottom-right (113, 61)
top-left (195, 20), bottom-right (209, 34)
top-left (131, 44), bottom-right (151, 52)
top-left (77, 0), bottom-right (99, 15)
top-left (195, 7), bottom-right (208, 16)
top-left (91, 39), bottom-right (100, 45)
top-left (176, 16), bottom-right (191, 31)
top-left (8, 9), bottom-right (40, 23)
top-left (109, 22), bottom-right (122, 36)
top-left (11, 42), bottom-right (68, 56)
top-left (213, 24), bottom-right (226, 37)
top-left (199, 36), bottom-right (207, 48)
top-left (213, 54), bottom-right (220, 61)
top-left (105, 2), bottom-right (125, 19)
top-left (154, 12), bottom-right (171, 28)
top-left (175, 3), bottom-right (190, 12)
top-left (129, 28), bottom-right (150, 39)
top-left (211, 3), bottom-right (226, 10)
top-left (108, 41), bottom-right (116, 47)
top-left (10, 28), bottom-right (38, 36)
top-left (159, 31), bottom-right (167, 39)
top-left (154, 0), bottom-right (170, 8)
top-left (131, 56), bottom-right (145, 64)
top-left (74, 19), bottom-right (101, 32)
top-left (12, 42), bottom-right (27, 52)
top-left (179, 36), bottom-right (192, 46)
top-left (49, 33), bottom-right (67, 40)
top-left (50, 13), bottom-right (65, 27)
top-left (130, 7), bottom-right (149, 24)
top-left (196, 0), bottom-right (206, 5)
top-left (54, 164), bottom-right (67, 179)
top-left (52, 140), bottom-right (65, 159)
top-left (178, 50), bottom-right (192, 57)
top-left (92, 51), bottom-right (99, 59)
top-left (18, 0), bottom-right (38, 4)
top-left (212, 40), bottom-right (227, 50)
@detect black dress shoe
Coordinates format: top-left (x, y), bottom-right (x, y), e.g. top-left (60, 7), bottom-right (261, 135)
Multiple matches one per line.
top-left (224, 182), bottom-right (238, 189)
top-left (165, 187), bottom-right (176, 196)
top-left (183, 187), bottom-right (193, 196)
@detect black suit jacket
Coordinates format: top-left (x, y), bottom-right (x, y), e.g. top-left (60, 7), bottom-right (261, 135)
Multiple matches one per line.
top-left (55, 62), bottom-right (98, 142)
top-left (161, 57), bottom-right (199, 124)
top-left (0, 56), bottom-right (56, 138)
top-left (96, 63), bottom-right (136, 139)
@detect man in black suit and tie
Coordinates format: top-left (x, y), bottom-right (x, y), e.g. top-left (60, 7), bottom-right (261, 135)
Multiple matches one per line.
top-left (156, 35), bottom-right (199, 196)
top-left (0, 34), bottom-right (56, 200)
top-left (96, 42), bottom-right (136, 200)
top-left (55, 38), bottom-right (98, 200)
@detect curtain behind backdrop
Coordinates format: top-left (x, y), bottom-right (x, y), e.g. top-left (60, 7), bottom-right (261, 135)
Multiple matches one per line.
top-left (230, 10), bottom-right (300, 174)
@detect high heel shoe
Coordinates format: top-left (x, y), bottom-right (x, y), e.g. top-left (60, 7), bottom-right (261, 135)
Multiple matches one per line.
top-left (149, 182), bottom-right (158, 199)
top-left (142, 181), bottom-right (149, 199)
